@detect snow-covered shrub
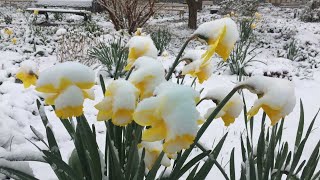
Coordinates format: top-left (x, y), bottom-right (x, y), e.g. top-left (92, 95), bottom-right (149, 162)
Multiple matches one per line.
top-left (88, 37), bottom-right (128, 78)
top-left (53, 13), bottom-right (63, 21)
top-left (56, 29), bottom-right (98, 65)
top-left (285, 39), bottom-right (299, 61)
top-left (0, 11), bottom-right (12, 25)
top-left (219, 0), bottom-right (259, 16)
top-left (84, 21), bottom-right (102, 35)
top-left (300, 0), bottom-right (320, 22)
top-left (151, 28), bottom-right (172, 56)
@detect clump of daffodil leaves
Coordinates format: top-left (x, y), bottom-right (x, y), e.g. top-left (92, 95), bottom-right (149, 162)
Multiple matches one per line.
top-left (9, 17), bottom-right (318, 180)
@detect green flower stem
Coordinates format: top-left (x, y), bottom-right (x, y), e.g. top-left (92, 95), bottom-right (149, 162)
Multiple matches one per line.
top-left (165, 35), bottom-right (196, 80)
top-left (191, 77), bottom-right (197, 87)
top-left (196, 98), bottom-right (207, 106)
top-left (125, 66), bottom-right (134, 80)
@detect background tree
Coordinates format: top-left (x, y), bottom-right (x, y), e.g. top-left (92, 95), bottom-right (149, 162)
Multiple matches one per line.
top-left (186, 0), bottom-right (203, 29)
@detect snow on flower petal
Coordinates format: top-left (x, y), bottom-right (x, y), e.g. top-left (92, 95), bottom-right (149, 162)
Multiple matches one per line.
top-left (16, 60), bottom-right (38, 88)
top-left (95, 80), bottom-right (139, 126)
top-left (138, 141), bottom-right (171, 170)
top-left (237, 76), bottom-right (296, 125)
top-left (204, 86), bottom-right (243, 126)
top-left (194, 17), bottom-right (239, 61)
top-left (55, 85), bottom-right (84, 119)
top-left (181, 51), bottom-right (214, 84)
top-left (134, 82), bottom-right (201, 154)
top-left (34, 62), bottom-right (95, 118)
top-left (125, 36), bottom-right (158, 70)
top-left (129, 57), bottom-right (165, 99)
top-left (36, 62), bottom-right (95, 93)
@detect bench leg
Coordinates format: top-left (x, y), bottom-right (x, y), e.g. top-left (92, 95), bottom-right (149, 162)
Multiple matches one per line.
top-left (45, 12), bottom-right (49, 21)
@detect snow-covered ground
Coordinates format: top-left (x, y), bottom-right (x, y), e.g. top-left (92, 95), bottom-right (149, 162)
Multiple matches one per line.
top-left (0, 4), bottom-right (320, 179)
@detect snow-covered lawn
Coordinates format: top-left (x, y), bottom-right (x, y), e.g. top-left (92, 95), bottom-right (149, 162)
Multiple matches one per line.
top-left (0, 4), bottom-right (320, 179)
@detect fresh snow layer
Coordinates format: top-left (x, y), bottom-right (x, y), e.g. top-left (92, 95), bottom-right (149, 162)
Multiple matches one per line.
top-left (36, 62), bottom-right (95, 89)
top-left (36, 0), bottom-right (93, 8)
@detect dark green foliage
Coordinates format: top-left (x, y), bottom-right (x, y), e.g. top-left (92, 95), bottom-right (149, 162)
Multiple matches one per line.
top-left (231, 100), bottom-right (320, 180)
top-left (151, 28), bottom-right (172, 55)
top-left (224, 18), bottom-right (263, 81)
top-left (88, 38), bottom-right (128, 78)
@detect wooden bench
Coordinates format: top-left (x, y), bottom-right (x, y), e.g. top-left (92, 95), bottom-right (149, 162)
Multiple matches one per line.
top-left (155, 3), bottom-right (187, 18)
top-left (26, 8), bottom-right (91, 21)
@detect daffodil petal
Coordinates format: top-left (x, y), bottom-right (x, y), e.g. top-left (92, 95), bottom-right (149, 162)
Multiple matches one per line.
top-left (112, 109), bottom-right (133, 126)
top-left (163, 134), bottom-right (195, 154)
top-left (142, 121), bottom-right (167, 142)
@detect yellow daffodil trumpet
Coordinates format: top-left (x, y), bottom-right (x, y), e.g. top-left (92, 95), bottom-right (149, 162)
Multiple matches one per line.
top-left (133, 82), bottom-right (202, 154)
top-left (16, 60), bottom-right (38, 88)
top-left (203, 86), bottom-right (243, 126)
top-left (138, 141), bottom-right (171, 170)
top-left (181, 50), bottom-right (214, 84)
top-left (129, 57), bottom-right (165, 99)
top-left (95, 80), bottom-right (139, 126)
top-left (193, 17), bottom-right (239, 61)
top-left (35, 62), bottom-right (95, 119)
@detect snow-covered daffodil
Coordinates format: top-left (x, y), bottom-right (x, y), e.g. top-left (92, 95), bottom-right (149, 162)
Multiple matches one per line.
top-left (204, 87), bottom-right (243, 126)
top-left (237, 76), bottom-right (296, 126)
top-left (125, 36), bottom-right (157, 71)
top-left (11, 37), bottom-right (17, 44)
top-left (55, 85), bottom-right (85, 119)
top-left (138, 141), bottom-right (171, 170)
top-left (34, 10), bottom-right (39, 15)
top-left (194, 17), bottom-right (239, 61)
top-left (129, 57), bottom-right (165, 99)
top-left (4, 28), bottom-right (13, 36)
top-left (95, 80), bottom-right (139, 126)
top-left (255, 12), bottom-right (262, 20)
top-left (35, 62), bottom-right (95, 118)
top-left (16, 60), bottom-right (38, 88)
top-left (133, 82), bottom-right (201, 154)
top-left (181, 50), bottom-right (214, 84)
top-left (251, 23), bottom-right (256, 29)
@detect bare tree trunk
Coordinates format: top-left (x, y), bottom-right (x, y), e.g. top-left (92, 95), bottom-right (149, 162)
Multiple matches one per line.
top-left (186, 0), bottom-right (197, 29)
top-left (198, 0), bottom-right (203, 10)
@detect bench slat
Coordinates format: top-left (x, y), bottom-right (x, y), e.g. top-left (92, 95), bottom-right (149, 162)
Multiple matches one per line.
top-left (26, 8), bottom-right (91, 14)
